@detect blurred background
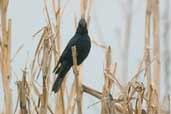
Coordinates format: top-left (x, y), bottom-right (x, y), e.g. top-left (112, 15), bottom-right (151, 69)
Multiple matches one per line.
top-left (0, 0), bottom-right (170, 114)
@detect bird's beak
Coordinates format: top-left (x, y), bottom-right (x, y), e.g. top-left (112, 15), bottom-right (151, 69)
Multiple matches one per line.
top-left (79, 18), bottom-right (87, 28)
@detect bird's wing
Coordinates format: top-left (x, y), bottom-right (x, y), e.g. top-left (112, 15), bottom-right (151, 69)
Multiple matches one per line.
top-left (59, 34), bottom-right (80, 61)
top-left (53, 34), bottom-right (80, 73)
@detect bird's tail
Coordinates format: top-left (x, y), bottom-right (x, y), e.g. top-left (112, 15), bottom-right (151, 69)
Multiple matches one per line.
top-left (52, 62), bottom-right (71, 93)
top-left (52, 76), bottom-right (65, 93)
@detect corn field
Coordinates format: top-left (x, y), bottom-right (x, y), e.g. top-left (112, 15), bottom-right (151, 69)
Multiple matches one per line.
top-left (0, 0), bottom-right (170, 114)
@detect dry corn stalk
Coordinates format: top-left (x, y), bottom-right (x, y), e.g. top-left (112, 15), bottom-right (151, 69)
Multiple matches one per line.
top-left (152, 0), bottom-right (160, 99)
top-left (152, 0), bottom-right (161, 113)
top-left (80, 0), bottom-right (88, 18)
top-left (16, 69), bottom-right (30, 114)
top-left (101, 46), bottom-right (113, 114)
top-left (40, 31), bottom-right (51, 114)
top-left (66, 80), bottom-right (76, 114)
top-left (0, 0), bottom-right (12, 114)
top-left (144, 0), bottom-right (152, 98)
top-left (82, 84), bottom-right (103, 99)
top-left (71, 46), bottom-right (83, 114)
top-left (51, 1), bottom-right (66, 114)
top-left (135, 83), bottom-right (145, 114)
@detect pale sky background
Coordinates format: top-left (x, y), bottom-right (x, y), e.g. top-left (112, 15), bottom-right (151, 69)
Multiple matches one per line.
top-left (0, 0), bottom-right (171, 113)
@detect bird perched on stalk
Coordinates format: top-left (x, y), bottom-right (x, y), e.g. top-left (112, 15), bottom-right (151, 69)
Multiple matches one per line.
top-left (52, 17), bottom-right (91, 93)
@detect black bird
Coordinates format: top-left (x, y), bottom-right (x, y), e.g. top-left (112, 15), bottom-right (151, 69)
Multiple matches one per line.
top-left (52, 18), bottom-right (91, 93)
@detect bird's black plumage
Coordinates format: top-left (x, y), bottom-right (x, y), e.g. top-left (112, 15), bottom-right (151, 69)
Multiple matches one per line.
top-left (52, 18), bottom-right (91, 93)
